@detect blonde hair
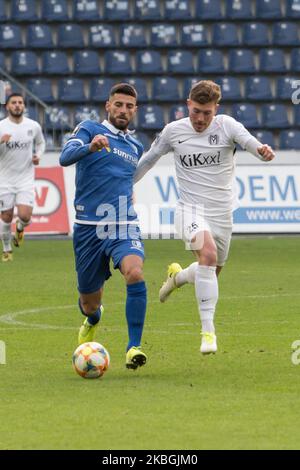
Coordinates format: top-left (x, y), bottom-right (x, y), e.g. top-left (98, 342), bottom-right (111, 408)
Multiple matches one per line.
top-left (189, 80), bottom-right (222, 104)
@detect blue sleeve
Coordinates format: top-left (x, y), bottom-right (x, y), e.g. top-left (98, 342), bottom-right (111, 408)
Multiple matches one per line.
top-left (59, 126), bottom-right (92, 167)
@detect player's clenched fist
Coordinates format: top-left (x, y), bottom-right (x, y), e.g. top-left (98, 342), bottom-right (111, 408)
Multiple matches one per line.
top-left (32, 155), bottom-right (40, 166)
top-left (0, 134), bottom-right (11, 144)
top-left (89, 134), bottom-right (110, 153)
top-left (257, 144), bottom-right (275, 161)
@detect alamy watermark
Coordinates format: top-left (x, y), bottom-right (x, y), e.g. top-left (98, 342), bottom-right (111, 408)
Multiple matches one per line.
top-left (291, 80), bottom-right (300, 105)
top-left (0, 340), bottom-right (6, 365)
top-left (0, 80), bottom-right (5, 105)
top-left (291, 340), bottom-right (300, 366)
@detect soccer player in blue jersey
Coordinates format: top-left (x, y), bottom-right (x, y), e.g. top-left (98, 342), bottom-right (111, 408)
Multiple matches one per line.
top-left (60, 83), bottom-right (147, 369)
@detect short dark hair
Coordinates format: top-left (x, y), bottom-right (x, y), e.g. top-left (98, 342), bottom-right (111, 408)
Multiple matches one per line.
top-left (189, 80), bottom-right (222, 105)
top-left (109, 83), bottom-right (138, 100)
top-left (6, 93), bottom-right (25, 104)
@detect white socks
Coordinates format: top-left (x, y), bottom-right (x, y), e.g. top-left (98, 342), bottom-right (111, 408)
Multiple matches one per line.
top-left (175, 262), bottom-right (198, 287)
top-left (0, 220), bottom-right (12, 252)
top-left (194, 265), bottom-right (218, 334)
top-left (17, 218), bottom-right (31, 232)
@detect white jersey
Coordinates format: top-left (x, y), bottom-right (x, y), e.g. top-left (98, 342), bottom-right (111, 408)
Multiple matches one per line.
top-left (134, 115), bottom-right (264, 217)
top-left (0, 116), bottom-right (45, 190)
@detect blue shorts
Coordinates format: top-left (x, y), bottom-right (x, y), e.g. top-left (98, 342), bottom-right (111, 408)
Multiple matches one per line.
top-left (73, 223), bottom-right (145, 294)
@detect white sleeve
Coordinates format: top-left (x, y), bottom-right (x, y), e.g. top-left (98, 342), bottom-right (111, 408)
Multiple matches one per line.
top-left (134, 125), bottom-right (173, 183)
top-left (225, 116), bottom-right (265, 161)
top-left (34, 123), bottom-right (46, 158)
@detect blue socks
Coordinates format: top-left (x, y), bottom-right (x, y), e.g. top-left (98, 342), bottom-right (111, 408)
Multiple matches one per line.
top-left (78, 299), bottom-right (101, 326)
top-left (126, 281), bottom-right (147, 351)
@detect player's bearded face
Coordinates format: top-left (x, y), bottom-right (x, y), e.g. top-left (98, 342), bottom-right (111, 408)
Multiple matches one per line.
top-left (187, 100), bottom-right (218, 133)
top-left (6, 98), bottom-right (25, 118)
top-left (106, 94), bottom-right (137, 131)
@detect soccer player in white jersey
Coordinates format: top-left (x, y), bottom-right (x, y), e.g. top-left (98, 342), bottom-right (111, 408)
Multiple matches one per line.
top-left (0, 93), bottom-right (45, 262)
top-left (134, 80), bottom-right (275, 354)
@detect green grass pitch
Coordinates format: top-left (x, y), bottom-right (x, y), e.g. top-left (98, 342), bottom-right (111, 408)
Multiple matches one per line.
top-left (0, 237), bottom-right (300, 450)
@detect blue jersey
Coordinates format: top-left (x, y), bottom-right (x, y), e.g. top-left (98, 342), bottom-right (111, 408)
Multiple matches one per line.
top-left (59, 120), bottom-right (144, 224)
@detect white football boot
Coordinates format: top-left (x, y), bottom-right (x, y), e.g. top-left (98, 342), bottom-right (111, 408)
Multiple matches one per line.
top-left (200, 332), bottom-right (217, 354)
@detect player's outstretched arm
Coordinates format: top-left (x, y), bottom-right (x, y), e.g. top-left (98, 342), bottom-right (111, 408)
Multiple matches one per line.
top-left (60, 126), bottom-right (93, 167)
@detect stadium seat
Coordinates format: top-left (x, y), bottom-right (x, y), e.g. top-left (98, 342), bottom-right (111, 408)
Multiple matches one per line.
top-left (58, 78), bottom-right (86, 103)
top-left (138, 105), bottom-right (165, 130)
top-left (27, 78), bottom-right (54, 103)
top-left (57, 24), bottom-right (85, 48)
top-left (290, 48), bottom-right (300, 72)
top-left (286, 0), bottom-right (300, 18)
top-left (195, 0), bottom-right (223, 19)
top-left (232, 104), bottom-right (260, 128)
top-left (74, 106), bottom-right (100, 124)
top-left (88, 25), bottom-right (116, 48)
top-left (228, 49), bottom-right (256, 73)
top-left (212, 23), bottom-right (239, 46)
top-left (225, 0), bottom-right (254, 19)
top-left (26, 24), bottom-right (53, 48)
top-left (105, 51), bottom-right (133, 74)
top-left (0, 0), bottom-right (7, 21)
top-left (45, 107), bottom-right (72, 131)
top-left (183, 77), bottom-right (200, 98)
top-left (181, 24), bottom-right (209, 47)
top-left (276, 77), bottom-right (299, 100)
top-left (169, 104), bottom-right (188, 121)
top-left (164, 0), bottom-right (192, 20)
top-left (89, 78), bottom-right (115, 102)
top-left (0, 51), bottom-right (5, 69)
top-left (120, 25), bottom-right (147, 48)
top-left (217, 104), bottom-right (228, 115)
top-left (259, 49), bottom-right (287, 73)
top-left (132, 132), bottom-right (151, 151)
top-left (216, 77), bottom-right (242, 101)
top-left (243, 23), bottom-right (270, 46)
top-left (74, 50), bottom-right (101, 75)
top-left (261, 104), bottom-right (290, 128)
top-left (136, 50), bottom-right (164, 75)
top-left (279, 130), bottom-right (300, 149)
top-left (253, 130), bottom-right (275, 148)
top-left (104, 0), bottom-right (131, 21)
top-left (0, 25), bottom-right (23, 48)
top-left (272, 22), bottom-right (300, 46)
top-left (152, 77), bottom-right (180, 102)
top-left (294, 105), bottom-right (300, 124)
top-left (167, 50), bottom-right (194, 74)
top-left (245, 76), bottom-right (273, 101)
top-left (11, 51), bottom-right (39, 76)
top-left (24, 105), bottom-right (39, 121)
top-left (42, 0), bottom-right (69, 21)
top-left (73, 0), bottom-right (101, 21)
top-left (42, 51), bottom-right (70, 75)
top-left (150, 24), bottom-right (177, 47)
top-left (197, 49), bottom-right (226, 73)
top-left (11, 0), bottom-right (38, 21)
top-left (256, 0), bottom-right (283, 18)
top-left (123, 77), bottom-right (149, 102)
top-left (134, 0), bottom-right (163, 20)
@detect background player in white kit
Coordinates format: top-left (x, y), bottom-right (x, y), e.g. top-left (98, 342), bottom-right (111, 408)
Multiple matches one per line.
top-left (134, 80), bottom-right (275, 354)
top-left (0, 93), bottom-right (45, 262)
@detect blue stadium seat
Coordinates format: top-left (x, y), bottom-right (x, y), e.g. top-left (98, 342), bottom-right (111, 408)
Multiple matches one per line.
top-left (0, 0), bottom-right (7, 21)
top-left (150, 24), bottom-right (177, 47)
top-left (256, 0), bottom-right (283, 18)
top-left (74, 50), bottom-right (101, 75)
top-left (73, 0), bottom-right (101, 21)
top-left (104, 0), bottom-right (131, 21)
top-left (74, 106), bottom-right (100, 124)
top-left (212, 23), bottom-right (239, 46)
top-left (261, 104), bottom-right (290, 128)
top-left (105, 51), bottom-right (133, 74)
top-left (11, 0), bottom-right (38, 21)
top-left (124, 77), bottom-right (149, 102)
top-left (131, 132), bottom-right (151, 151)
top-left (217, 104), bottom-right (228, 115)
top-left (0, 51), bottom-right (5, 68)
top-left (294, 105), bottom-right (300, 124)
top-left (152, 77), bottom-right (180, 101)
top-left (27, 78), bottom-right (54, 103)
top-left (216, 77), bottom-right (242, 101)
top-left (195, 0), bottom-right (223, 19)
top-left (167, 50), bottom-right (194, 74)
top-left (290, 48), bottom-right (300, 72)
top-left (272, 22), bottom-right (300, 46)
top-left (286, 0), bottom-right (300, 18)
top-left (136, 50), bottom-right (164, 74)
top-left (164, 0), bottom-right (192, 20)
top-left (279, 130), bottom-right (300, 149)
top-left (228, 49), bottom-right (256, 73)
top-left (243, 23), bottom-right (270, 46)
top-left (0, 25), bottom-right (23, 48)
top-left (42, 51), bottom-right (70, 75)
top-left (181, 24), bottom-right (209, 47)
top-left (259, 49), bottom-right (287, 73)
top-left (57, 24), bottom-right (85, 48)
top-left (88, 25), bottom-right (116, 48)
top-left (24, 105), bottom-right (39, 121)
top-left (276, 77), bottom-right (299, 100)
top-left (45, 107), bottom-right (72, 131)
top-left (169, 104), bottom-right (188, 121)
top-left (253, 130), bottom-right (275, 147)
top-left (138, 105), bottom-right (165, 130)
top-left (58, 78), bottom-right (86, 103)
top-left (26, 24), bottom-right (53, 48)
top-left (197, 49), bottom-right (225, 73)
top-left (183, 77), bottom-right (200, 98)
top-left (120, 25), bottom-right (147, 48)
top-left (245, 76), bottom-right (273, 101)
top-left (11, 51), bottom-right (39, 75)
top-left (42, 0), bottom-right (69, 21)
top-left (225, 0), bottom-right (254, 19)
top-left (134, 0), bottom-right (163, 20)
top-left (90, 78), bottom-right (114, 102)
top-left (232, 104), bottom-right (260, 128)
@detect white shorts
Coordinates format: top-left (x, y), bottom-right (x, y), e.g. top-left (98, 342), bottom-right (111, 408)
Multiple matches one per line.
top-left (174, 202), bottom-right (233, 267)
top-left (0, 189), bottom-right (35, 212)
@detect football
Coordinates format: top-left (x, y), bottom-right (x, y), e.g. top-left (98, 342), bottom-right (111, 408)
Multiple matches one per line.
top-left (72, 342), bottom-right (110, 379)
